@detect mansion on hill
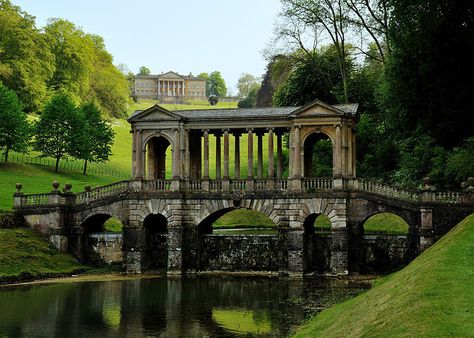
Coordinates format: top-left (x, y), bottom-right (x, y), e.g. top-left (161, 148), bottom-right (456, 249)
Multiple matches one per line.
top-left (134, 71), bottom-right (206, 101)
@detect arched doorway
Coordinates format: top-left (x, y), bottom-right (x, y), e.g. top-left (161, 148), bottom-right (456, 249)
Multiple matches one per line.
top-left (197, 208), bottom-right (278, 271)
top-left (361, 213), bottom-right (409, 272)
top-left (143, 213), bottom-right (168, 270)
top-left (80, 214), bottom-right (124, 267)
top-left (145, 136), bottom-right (172, 179)
top-left (303, 213), bottom-right (332, 272)
top-left (303, 132), bottom-right (333, 177)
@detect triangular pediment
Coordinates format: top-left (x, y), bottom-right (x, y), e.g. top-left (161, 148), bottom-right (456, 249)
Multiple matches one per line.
top-left (159, 71), bottom-right (184, 80)
top-left (127, 105), bottom-right (183, 122)
top-left (290, 99), bottom-right (348, 117)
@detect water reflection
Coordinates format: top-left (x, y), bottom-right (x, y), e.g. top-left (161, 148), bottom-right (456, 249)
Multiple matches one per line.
top-left (0, 276), bottom-right (366, 337)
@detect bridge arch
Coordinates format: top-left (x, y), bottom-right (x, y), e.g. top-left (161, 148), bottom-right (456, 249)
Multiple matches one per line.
top-left (142, 213), bottom-right (168, 270)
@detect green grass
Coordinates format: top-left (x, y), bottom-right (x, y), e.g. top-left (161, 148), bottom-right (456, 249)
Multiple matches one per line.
top-left (364, 213), bottom-right (409, 235)
top-left (213, 209), bottom-right (277, 229)
top-left (0, 228), bottom-right (86, 282)
top-left (0, 162), bottom-right (118, 211)
top-left (104, 217), bottom-right (123, 233)
top-left (293, 213), bottom-right (474, 337)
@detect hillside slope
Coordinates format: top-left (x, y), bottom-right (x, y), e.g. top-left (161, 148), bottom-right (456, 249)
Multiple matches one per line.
top-left (294, 213), bottom-right (474, 337)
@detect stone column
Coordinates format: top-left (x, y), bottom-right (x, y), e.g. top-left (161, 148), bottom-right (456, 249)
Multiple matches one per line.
top-left (334, 124), bottom-right (342, 177)
top-left (136, 129), bottom-right (143, 178)
top-left (131, 129), bottom-right (137, 178)
top-left (247, 128), bottom-right (254, 178)
top-left (268, 128), bottom-right (274, 178)
top-left (347, 125), bottom-right (353, 178)
top-left (157, 81), bottom-right (161, 98)
top-left (172, 129), bottom-right (180, 179)
top-left (147, 139), bottom-right (155, 179)
top-left (215, 132), bottom-right (221, 179)
top-left (184, 129), bottom-right (190, 179)
top-left (257, 132), bottom-right (263, 179)
top-left (234, 133), bottom-right (241, 179)
top-left (352, 128), bottom-right (356, 177)
top-left (277, 132), bottom-right (283, 179)
top-left (203, 130), bottom-right (210, 179)
top-left (293, 126), bottom-right (301, 178)
top-left (223, 129), bottom-right (230, 179)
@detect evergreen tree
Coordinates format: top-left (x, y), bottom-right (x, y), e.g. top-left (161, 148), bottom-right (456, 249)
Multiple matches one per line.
top-left (0, 82), bottom-right (29, 162)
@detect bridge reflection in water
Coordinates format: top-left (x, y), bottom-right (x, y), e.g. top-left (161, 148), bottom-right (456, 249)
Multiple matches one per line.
top-left (0, 276), bottom-right (367, 338)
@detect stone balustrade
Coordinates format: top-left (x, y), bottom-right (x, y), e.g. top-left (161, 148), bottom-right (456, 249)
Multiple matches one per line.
top-left (13, 177), bottom-right (474, 209)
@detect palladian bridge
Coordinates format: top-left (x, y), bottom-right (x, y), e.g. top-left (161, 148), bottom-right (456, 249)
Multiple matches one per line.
top-left (13, 100), bottom-right (474, 276)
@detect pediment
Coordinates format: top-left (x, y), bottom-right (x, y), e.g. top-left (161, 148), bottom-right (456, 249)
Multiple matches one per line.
top-left (290, 99), bottom-right (347, 117)
top-left (159, 71), bottom-right (183, 80)
top-left (128, 105), bottom-right (183, 122)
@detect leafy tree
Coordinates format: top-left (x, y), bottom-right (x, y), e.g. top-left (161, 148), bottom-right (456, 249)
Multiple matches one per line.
top-left (208, 71), bottom-right (227, 97)
top-left (0, 0), bottom-right (54, 112)
top-left (237, 88), bottom-right (258, 108)
top-left (75, 102), bottom-right (115, 175)
top-left (237, 73), bottom-right (260, 98)
top-left (33, 94), bottom-right (82, 172)
top-left (256, 55), bottom-right (293, 107)
top-left (197, 72), bottom-right (210, 96)
top-left (138, 66), bottom-right (151, 75)
top-left (0, 82), bottom-right (29, 162)
top-left (381, 0), bottom-right (474, 147)
top-left (273, 47), bottom-right (349, 106)
top-left (208, 94), bottom-right (218, 106)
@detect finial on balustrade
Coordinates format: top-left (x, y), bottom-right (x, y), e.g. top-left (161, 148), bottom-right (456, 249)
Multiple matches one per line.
top-left (466, 177), bottom-right (474, 193)
top-left (422, 176), bottom-right (436, 191)
top-left (52, 180), bottom-right (60, 192)
top-left (15, 183), bottom-right (22, 194)
top-left (63, 183), bottom-right (72, 194)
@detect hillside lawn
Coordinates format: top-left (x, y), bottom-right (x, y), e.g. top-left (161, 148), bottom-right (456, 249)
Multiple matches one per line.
top-left (0, 228), bottom-right (86, 283)
top-left (293, 213), bottom-right (474, 337)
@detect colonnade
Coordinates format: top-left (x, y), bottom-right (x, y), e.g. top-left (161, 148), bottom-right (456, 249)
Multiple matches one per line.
top-left (202, 128), bottom-right (285, 180)
top-left (157, 80), bottom-right (186, 97)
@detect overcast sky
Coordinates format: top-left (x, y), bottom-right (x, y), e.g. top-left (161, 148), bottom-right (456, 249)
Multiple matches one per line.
top-left (14, 0), bottom-right (281, 94)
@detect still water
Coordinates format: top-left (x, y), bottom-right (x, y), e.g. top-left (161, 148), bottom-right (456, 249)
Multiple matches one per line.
top-left (0, 276), bottom-right (367, 337)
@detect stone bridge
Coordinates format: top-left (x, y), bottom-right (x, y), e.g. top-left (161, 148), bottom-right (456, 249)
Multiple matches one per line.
top-left (12, 100), bottom-right (474, 276)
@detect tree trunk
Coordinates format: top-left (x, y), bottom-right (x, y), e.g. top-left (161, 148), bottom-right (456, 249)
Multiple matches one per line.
top-left (4, 148), bottom-right (9, 162)
top-left (83, 159), bottom-right (88, 175)
top-left (55, 157), bottom-right (60, 172)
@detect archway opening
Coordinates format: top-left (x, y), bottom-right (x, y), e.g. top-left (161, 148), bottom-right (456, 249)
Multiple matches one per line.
top-left (81, 214), bottom-right (124, 267)
top-left (303, 132), bottom-right (333, 177)
top-left (303, 213), bottom-right (332, 272)
top-left (361, 213), bottom-right (409, 273)
top-left (198, 208), bottom-right (278, 271)
top-left (145, 136), bottom-right (172, 179)
top-left (143, 213), bottom-right (168, 270)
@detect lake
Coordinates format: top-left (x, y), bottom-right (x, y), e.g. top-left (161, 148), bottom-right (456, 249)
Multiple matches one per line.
top-left (0, 276), bottom-right (368, 337)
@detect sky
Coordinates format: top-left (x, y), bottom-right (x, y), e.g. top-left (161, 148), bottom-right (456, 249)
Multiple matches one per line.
top-left (14, 0), bottom-right (282, 94)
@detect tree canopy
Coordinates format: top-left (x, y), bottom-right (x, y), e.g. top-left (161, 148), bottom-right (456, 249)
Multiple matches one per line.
top-left (237, 73), bottom-right (260, 98)
top-left (138, 66), bottom-right (151, 75)
top-left (198, 71), bottom-right (227, 97)
top-left (0, 82), bottom-right (29, 162)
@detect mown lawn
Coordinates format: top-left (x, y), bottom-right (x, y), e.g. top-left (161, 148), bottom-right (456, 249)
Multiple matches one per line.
top-left (293, 213), bottom-right (474, 337)
top-left (0, 228), bottom-right (86, 282)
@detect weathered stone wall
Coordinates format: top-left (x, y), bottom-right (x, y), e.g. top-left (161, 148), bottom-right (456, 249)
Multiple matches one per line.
top-left (200, 234), bottom-right (279, 271)
top-left (361, 234), bottom-right (408, 272)
top-left (87, 233), bottom-right (123, 266)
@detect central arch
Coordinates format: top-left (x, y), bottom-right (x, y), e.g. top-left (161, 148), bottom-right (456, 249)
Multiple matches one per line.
top-left (144, 135), bottom-right (173, 179)
top-left (302, 131), bottom-right (334, 177)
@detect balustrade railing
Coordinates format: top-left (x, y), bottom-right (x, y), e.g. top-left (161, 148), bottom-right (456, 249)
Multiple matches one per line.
top-left (24, 193), bottom-right (51, 206)
top-left (209, 180), bottom-right (222, 191)
top-left (76, 180), bottom-right (129, 204)
top-left (303, 177), bottom-right (333, 191)
top-left (254, 180), bottom-right (267, 191)
top-left (275, 179), bottom-right (288, 190)
top-left (434, 191), bottom-right (463, 203)
top-left (142, 179), bottom-right (172, 192)
top-left (358, 179), bottom-right (419, 202)
top-left (230, 180), bottom-right (246, 191)
top-left (188, 180), bottom-right (202, 191)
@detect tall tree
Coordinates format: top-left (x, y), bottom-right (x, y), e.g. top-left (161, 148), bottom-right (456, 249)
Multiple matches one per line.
top-left (33, 94), bottom-right (82, 172)
top-left (208, 71), bottom-right (227, 97)
top-left (280, 0), bottom-right (351, 102)
top-left (0, 82), bottom-right (29, 162)
top-left (237, 73), bottom-right (260, 98)
top-left (138, 66), bottom-right (151, 75)
top-left (75, 102), bottom-right (115, 175)
top-left (0, 0), bottom-right (54, 112)
top-left (381, 0), bottom-right (474, 147)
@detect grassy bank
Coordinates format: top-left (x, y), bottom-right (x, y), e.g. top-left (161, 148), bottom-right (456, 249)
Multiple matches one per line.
top-left (293, 213), bottom-right (474, 337)
top-left (0, 228), bottom-right (86, 283)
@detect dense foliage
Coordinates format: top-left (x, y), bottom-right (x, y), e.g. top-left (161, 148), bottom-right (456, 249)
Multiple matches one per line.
top-left (0, 82), bottom-right (29, 162)
top-left (198, 71), bottom-right (227, 97)
top-left (0, 1), bottom-right (129, 117)
top-left (268, 0), bottom-right (474, 188)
